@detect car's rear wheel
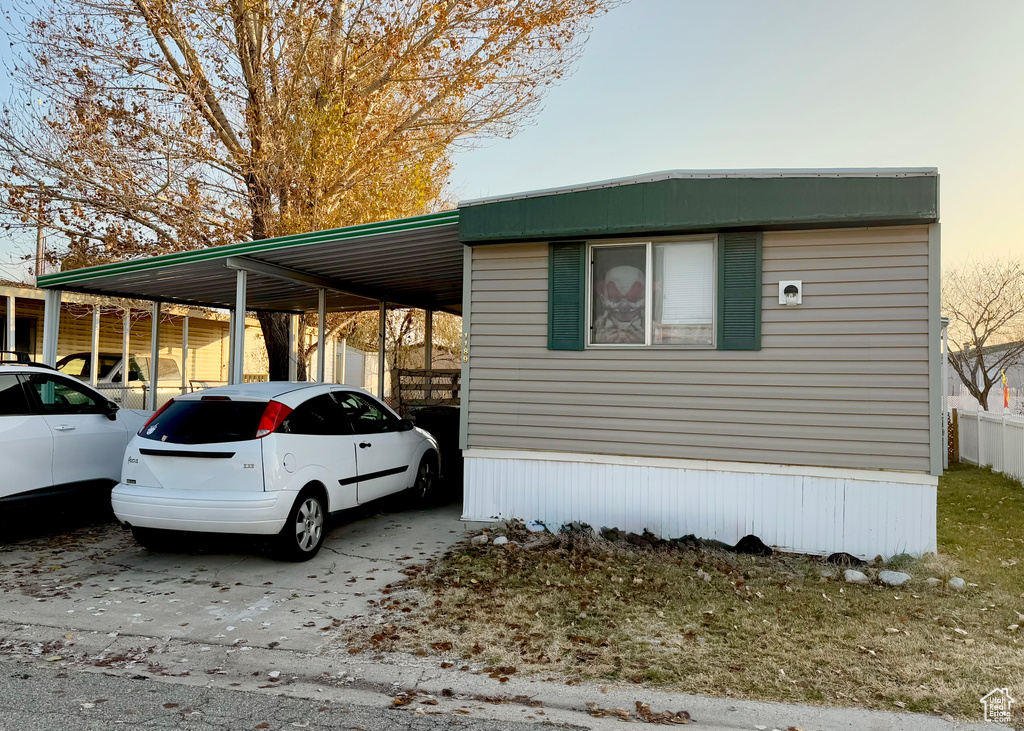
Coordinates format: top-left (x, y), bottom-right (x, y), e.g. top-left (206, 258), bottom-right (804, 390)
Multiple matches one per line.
top-left (410, 452), bottom-right (438, 506)
top-left (276, 490), bottom-right (326, 561)
top-left (131, 526), bottom-right (175, 552)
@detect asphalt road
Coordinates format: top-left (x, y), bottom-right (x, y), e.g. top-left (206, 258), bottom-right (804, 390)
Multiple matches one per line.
top-left (0, 658), bottom-right (576, 731)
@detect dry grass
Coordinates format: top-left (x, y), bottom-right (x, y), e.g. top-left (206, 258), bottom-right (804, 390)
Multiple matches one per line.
top-left (340, 465), bottom-right (1024, 722)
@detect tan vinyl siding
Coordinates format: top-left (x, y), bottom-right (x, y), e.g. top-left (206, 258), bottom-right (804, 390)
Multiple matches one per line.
top-left (466, 225), bottom-right (932, 473)
top-left (7, 299), bottom-right (229, 381)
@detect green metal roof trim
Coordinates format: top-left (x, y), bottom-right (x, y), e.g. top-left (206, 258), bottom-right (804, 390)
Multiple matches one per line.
top-left (457, 173), bottom-right (938, 243)
top-left (37, 210), bottom-right (459, 288)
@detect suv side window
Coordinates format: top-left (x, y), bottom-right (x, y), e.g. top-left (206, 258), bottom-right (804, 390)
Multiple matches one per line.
top-left (0, 374), bottom-right (32, 416)
top-left (279, 394), bottom-right (351, 436)
top-left (23, 373), bottom-right (107, 415)
top-left (333, 392), bottom-right (398, 435)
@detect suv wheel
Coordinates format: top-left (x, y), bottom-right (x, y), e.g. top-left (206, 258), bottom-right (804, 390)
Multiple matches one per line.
top-left (277, 491), bottom-right (326, 561)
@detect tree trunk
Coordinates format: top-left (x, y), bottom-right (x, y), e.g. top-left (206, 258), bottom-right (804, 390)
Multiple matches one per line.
top-left (248, 173), bottom-right (297, 381)
top-left (258, 311), bottom-right (293, 381)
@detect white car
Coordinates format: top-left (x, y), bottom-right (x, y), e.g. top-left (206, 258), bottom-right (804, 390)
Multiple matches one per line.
top-left (112, 382), bottom-right (440, 561)
top-left (0, 355), bottom-right (149, 506)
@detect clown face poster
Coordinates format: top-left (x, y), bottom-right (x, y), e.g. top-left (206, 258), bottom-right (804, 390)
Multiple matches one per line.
top-left (591, 244), bottom-right (647, 344)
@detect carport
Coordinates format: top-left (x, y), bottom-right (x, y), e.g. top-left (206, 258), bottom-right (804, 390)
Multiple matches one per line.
top-left (34, 211), bottom-right (464, 409)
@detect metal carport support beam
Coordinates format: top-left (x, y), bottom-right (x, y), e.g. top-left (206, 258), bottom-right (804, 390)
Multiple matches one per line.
top-left (317, 288), bottom-right (326, 383)
top-left (223, 256), bottom-right (429, 313)
top-left (41, 288), bottom-right (61, 366)
top-left (5, 295), bottom-right (15, 354)
top-left (378, 300), bottom-right (386, 398)
top-left (149, 301), bottom-right (161, 410)
top-left (230, 269), bottom-right (247, 385)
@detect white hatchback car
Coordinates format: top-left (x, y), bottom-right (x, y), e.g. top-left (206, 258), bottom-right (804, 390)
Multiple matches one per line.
top-left (0, 355), bottom-right (149, 506)
top-left (112, 382), bottom-right (440, 560)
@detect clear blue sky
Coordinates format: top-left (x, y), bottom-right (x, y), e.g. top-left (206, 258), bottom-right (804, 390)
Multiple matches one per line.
top-left (449, 0), bottom-right (1024, 264)
top-left (3, 0), bottom-right (1023, 279)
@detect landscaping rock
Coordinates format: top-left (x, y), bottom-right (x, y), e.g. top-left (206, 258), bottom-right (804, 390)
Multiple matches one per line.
top-left (471, 535), bottom-right (489, 546)
top-left (844, 569), bottom-right (870, 584)
top-left (948, 577), bottom-right (966, 590)
top-left (493, 536), bottom-right (508, 546)
top-left (878, 570), bottom-right (912, 587)
top-left (925, 577), bottom-right (941, 588)
top-left (525, 520), bottom-right (547, 533)
top-left (827, 552), bottom-right (866, 567)
top-left (733, 534), bottom-right (773, 556)
top-left (600, 527), bottom-right (627, 542)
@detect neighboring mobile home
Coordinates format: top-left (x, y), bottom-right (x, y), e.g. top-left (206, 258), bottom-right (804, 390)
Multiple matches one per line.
top-left (456, 169), bottom-right (941, 558)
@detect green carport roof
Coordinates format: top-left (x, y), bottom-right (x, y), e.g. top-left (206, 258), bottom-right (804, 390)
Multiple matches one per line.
top-left (36, 211), bottom-right (463, 314)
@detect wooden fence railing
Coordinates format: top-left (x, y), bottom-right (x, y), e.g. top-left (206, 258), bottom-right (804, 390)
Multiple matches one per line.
top-left (390, 368), bottom-right (461, 417)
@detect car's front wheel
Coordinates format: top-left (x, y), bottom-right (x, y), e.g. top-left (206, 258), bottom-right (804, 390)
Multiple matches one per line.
top-left (276, 490), bottom-right (327, 561)
top-left (410, 452), bottom-right (439, 506)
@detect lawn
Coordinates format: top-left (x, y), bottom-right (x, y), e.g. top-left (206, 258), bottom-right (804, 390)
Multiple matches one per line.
top-left (340, 465), bottom-right (1024, 723)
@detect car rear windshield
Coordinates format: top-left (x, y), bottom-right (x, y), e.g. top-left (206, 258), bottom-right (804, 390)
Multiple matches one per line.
top-left (139, 400), bottom-right (267, 444)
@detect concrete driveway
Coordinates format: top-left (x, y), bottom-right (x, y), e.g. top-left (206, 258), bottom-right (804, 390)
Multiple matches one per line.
top-left (0, 499), bottom-right (476, 655)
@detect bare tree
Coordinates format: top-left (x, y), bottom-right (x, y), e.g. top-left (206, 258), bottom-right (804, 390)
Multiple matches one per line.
top-left (943, 257), bottom-right (1024, 410)
top-left (0, 0), bottom-right (618, 377)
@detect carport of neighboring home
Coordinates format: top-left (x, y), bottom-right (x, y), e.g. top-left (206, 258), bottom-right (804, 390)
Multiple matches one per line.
top-left (37, 169), bottom-right (943, 559)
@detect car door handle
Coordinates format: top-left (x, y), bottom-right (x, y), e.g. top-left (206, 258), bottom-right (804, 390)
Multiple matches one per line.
top-left (54, 425), bottom-right (76, 432)
top-left (359, 442), bottom-right (371, 449)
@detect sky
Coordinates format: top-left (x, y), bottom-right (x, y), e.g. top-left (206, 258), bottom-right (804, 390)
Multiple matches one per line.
top-left (2, 0), bottom-right (1023, 279)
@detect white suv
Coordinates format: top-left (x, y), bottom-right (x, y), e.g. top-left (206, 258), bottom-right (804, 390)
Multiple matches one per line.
top-left (0, 354), bottom-right (149, 506)
top-left (112, 382), bottom-right (440, 561)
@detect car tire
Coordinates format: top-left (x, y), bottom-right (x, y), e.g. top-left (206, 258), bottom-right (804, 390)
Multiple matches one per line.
top-left (409, 452), bottom-right (439, 507)
top-left (276, 490), bottom-right (327, 561)
top-left (131, 526), bottom-right (175, 552)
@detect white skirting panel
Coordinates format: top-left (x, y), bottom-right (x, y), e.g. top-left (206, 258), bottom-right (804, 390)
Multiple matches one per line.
top-left (462, 450), bottom-right (938, 559)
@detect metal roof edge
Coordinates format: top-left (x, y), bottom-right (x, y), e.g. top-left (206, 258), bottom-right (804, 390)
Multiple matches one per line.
top-left (457, 168), bottom-right (940, 207)
top-left (37, 210), bottom-right (460, 289)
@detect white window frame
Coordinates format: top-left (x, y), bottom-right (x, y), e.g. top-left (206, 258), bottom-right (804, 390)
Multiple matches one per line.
top-left (586, 235), bottom-right (718, 349)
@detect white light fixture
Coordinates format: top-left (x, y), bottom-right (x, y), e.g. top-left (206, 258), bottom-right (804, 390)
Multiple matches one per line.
top-left (778, 280), bottom-right (803, 306)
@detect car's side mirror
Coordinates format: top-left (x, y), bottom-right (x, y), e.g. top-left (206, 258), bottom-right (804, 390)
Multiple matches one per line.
top-left (398, 418), bottom-right (414, 432)
top-left (128, 371), bottom-right (141, 382)
top-left (104, 400), bottom-right (119, 421)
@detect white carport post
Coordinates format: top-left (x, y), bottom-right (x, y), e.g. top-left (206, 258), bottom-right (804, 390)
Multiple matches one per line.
top-left (148, 302), bottom-right (161, 410)
top-left (121, 308), bottom-right (131, 396)
top-left (424, 309), bottom-right (433, 369)
top-left (41, 288), bottom-right (61, 366)
top-left (181, 315), bottom-right (189, 394)
top-left (288, 314), bottom-right (299, 382)
top-left (5, 295), bottom-right (15, 354)
top-left (316, 289), bottom-right (326, 383)
top-left (230, 269), bottom-right (247, 385)
top-left (378, 300), bottom-right (387, 399)
top-left (90, 306), bottom-right (101, 388)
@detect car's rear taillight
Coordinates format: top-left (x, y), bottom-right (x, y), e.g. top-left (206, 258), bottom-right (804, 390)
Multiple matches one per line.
top-left (138, 399), bottom-right (174, 436)
top-left (255, 400), bottom-right (292, 438)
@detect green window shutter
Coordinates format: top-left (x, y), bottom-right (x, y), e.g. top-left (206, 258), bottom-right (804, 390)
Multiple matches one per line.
top-left (548, 242), bottom-right (586, 351)
top-left (717, 232), bottom-right (762, 351)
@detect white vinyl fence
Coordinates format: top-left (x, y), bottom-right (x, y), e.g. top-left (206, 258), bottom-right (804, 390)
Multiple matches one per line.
top-left (957, 410), bottom-right (1024, 483)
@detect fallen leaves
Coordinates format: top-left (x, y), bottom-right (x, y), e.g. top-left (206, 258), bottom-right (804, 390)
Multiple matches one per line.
top-left (586, 702), bottom-right (691, 724)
